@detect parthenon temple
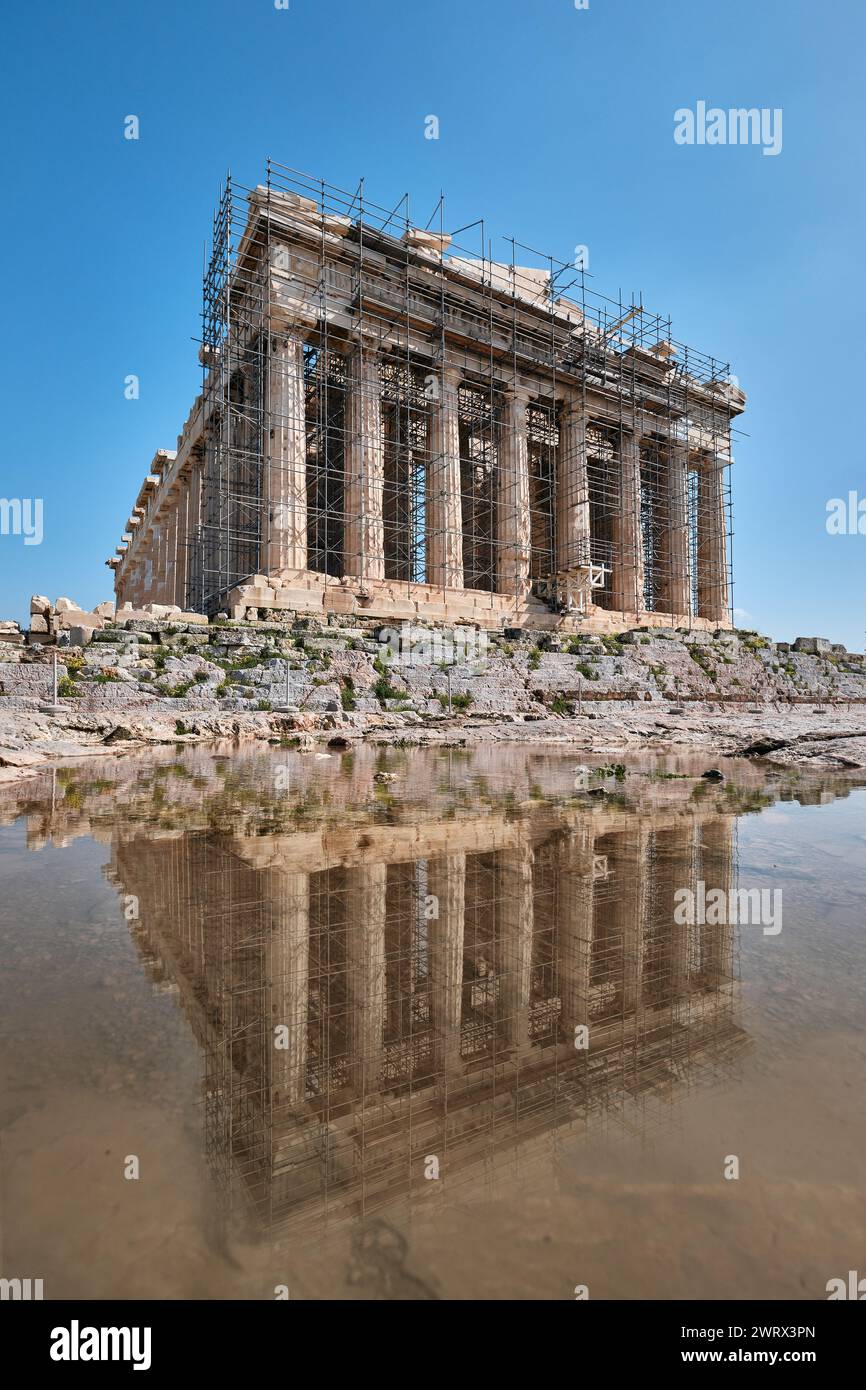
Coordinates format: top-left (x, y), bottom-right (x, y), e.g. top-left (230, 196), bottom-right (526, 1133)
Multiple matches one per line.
top-left (109, 162), bottom-right (745, 633)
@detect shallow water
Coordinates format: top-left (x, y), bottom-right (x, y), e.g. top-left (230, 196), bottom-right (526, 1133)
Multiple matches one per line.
top-left (1, 742), bottom-right (864, 1300)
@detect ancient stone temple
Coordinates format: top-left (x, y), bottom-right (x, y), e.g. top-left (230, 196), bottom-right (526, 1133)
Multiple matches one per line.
top-left (109, 162), bottom-right (745, 633)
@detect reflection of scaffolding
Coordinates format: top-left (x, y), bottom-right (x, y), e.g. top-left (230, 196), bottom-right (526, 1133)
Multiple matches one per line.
top-left (113, 795), bottom-right (745, 1242)
top-left (183, 160), bottom-right (741, 621)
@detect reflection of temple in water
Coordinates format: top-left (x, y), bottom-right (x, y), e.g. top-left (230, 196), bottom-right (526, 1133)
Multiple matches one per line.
top-left (103, 777), bottom-right (744, 1238)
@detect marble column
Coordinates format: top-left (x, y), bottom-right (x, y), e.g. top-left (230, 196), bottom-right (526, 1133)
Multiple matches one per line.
top-left (661, 441), bottom-right (691, 617)
top-left (346, 863), bottom-right (387, 1091)
top-left (165, 505), bottom-right (179, 606)
top-left (264, 330), bottom-right (307, 575)
top-left (172, 478), bottom-right (189, 610)
top-left (556, 400), bottom-right (591, 571)
top-left (497, 838), bottom-right (534, 1048)
top-left (151, 520), bottom-right (166, 604)
top-left (496, 387), bottom-right (532, 597)
top-left (696, 453), bottom-right (730, 623)
top-left (343, 343), bottom-right (385, 582)
top-left (611, 431), bottom-right (645, 615)
top-left (267, 870), bottom-right (310, 1110)
top-left (427, 852), bottom-right (466, 1068)
top-left (426, 367), bottom-right (464, 589)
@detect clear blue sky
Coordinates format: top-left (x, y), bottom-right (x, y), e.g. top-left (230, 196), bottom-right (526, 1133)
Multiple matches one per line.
top-left (1, 0), bottom-right (864, 646)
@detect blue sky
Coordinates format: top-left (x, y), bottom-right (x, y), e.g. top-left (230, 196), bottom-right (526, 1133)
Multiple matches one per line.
top-left (0, 0), bottom-right (864, 646)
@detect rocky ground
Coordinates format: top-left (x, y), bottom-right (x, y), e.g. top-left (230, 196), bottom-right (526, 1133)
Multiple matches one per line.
top-left (2, 614), bottom-right (866, 783)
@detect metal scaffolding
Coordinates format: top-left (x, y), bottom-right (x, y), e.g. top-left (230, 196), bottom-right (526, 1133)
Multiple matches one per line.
top-left (182, 159), bottom-right (740, 624)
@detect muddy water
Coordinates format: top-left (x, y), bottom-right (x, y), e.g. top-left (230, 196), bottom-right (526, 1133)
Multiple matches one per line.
top-left (1, 743), bottom-right (864, 1301)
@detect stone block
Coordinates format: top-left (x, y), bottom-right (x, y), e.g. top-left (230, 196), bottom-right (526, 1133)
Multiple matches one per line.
top-left (793, 637), bottom-right (832, 655)
top-left (30, 594), bottom-right (50, 615)
top-left (53, 609), bottom-right (105, 632)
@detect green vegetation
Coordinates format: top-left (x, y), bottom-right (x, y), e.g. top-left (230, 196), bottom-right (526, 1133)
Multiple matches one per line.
top-left (340, 676), bottom-right (357, 712)
top-left (591, 763), bottom-right (627, 782)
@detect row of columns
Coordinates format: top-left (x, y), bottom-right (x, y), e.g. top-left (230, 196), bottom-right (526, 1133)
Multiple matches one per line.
top-left (262, 327), bottom-right (730, 621)
top-left (118, 461), bottom-right (202, 611)
top-left (264, 819), bottom-right (735, 1110)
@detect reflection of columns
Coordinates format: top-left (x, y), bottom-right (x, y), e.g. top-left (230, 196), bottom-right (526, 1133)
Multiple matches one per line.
top-left (611, 431), bottom-right (645, 614)
top-left (696, 453), bottom-right (730, 623)
top-left (343, 344), bottom-right (385, 582)
top-left (426, 368), bottom-right (464, 588)
top-left (661, 442), bottom-right (691, 617)
top-left (428, 853), bottom-right (466, 1065)
top-left (556, 400), bottom-right (590, 571)
top-left (615, 825), bottom-right (648, 1016)
top-left (497, 387), bottom-right (532, 597)
top-left (700, 817), bottom-right (734, 982)
top-left (498, 839), bottom-right (534, 1045)
top-left (657, 825), bottom-right (696, 1017)
top-left (346, 863), bottom-right (387, 1089)
top-left (265, 330), bottom-right (307, 574)
top-left (557, 826), bottom-right (594, 1037)
top-left (267, 870), bottom-right (310, 1110)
